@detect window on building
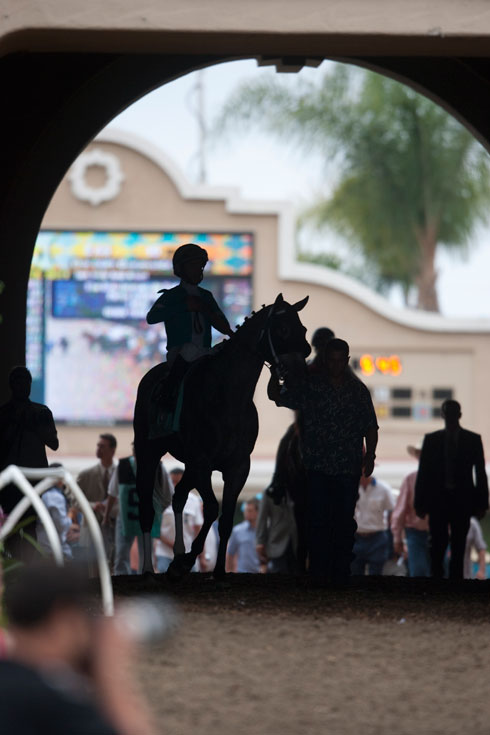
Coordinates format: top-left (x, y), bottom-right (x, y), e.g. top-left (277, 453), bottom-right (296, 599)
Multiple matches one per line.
top-left (432, 388), bottom-right (454, 401)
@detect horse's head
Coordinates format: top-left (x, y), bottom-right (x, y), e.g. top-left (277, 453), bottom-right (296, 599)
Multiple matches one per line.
top-left (258, 293), bottom-right (311, 373)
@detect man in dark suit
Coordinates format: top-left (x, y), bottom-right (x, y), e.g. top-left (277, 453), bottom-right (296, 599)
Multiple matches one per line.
top-left (415, 399), bottom-right (488, 579)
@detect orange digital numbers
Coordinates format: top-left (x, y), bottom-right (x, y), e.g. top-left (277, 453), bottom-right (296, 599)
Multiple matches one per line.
top-left (359, 354), bottom-right (376, 376)
top-left (359, 354), bottom-right (402, 376)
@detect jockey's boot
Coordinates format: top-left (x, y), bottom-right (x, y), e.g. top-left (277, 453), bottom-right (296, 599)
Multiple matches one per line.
top-left (160, 355), bottom-right (189, 412)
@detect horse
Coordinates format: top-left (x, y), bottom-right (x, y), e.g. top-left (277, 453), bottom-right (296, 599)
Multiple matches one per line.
top-left (133, 293), bottom-right (311, 578)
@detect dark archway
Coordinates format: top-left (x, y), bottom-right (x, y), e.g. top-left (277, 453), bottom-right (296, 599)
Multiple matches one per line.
top-left (1, 50), bottom-right (490, 399)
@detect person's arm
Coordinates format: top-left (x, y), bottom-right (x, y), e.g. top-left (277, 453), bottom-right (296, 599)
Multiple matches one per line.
top-left (102, 495), bottom-right (117, 526)
top-left (474, 436), bottom-right (489, 517)
top-left (255, 494), bottom-right (270, 565)
top-left (384, 485), bottom-right (396, 513)
top-left (187, 293), bottom-right (233, 338)
top-left (34, 408), bottom-right (59, 451)
top-left (359, 386), bottom-right (378, 478)
top-left (159, 512), bottom-right (175, 550)
top-left (476, 549), bottom-right (487, 580)
top-left (225, 552), bottom-right (238, 573)
top-left (146, 290), bottom-right (185, 325)
top-left (48, 495), bottom-right (72, 537)
top-left (414, 438), bottom-right (430, 517)
top-left (391, 478), bottom-right (409, 553)
top-left (102, 471), bottom-right (119, 525)
top-left (363, 425), bottom-right (378, 478)
top-left (209, 307), bottom-right (234, 338)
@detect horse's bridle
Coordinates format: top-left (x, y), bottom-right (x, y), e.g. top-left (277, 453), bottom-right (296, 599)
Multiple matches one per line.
top-left (258, 302), bottom-right (287, 380)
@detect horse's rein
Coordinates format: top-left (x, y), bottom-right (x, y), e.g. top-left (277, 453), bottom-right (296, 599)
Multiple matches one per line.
top-left (258, 304), bottom-right (286, 380)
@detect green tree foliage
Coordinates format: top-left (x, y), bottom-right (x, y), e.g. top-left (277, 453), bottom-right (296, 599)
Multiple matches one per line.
top-left (214, 64), bottom-right (490, 311)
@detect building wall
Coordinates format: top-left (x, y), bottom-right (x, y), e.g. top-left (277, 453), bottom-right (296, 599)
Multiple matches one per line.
top-left (3, 1), bottom-right (490, 55)
top-left (39, 133), bottom-right (490, 463)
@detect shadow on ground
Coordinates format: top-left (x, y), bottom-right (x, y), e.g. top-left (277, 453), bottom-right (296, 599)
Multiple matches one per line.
top-left (98, 574), bottom-right (490, 622)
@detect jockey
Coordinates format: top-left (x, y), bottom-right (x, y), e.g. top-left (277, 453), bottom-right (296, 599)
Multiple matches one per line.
top-left (147, 243), bottom-right (233, 405)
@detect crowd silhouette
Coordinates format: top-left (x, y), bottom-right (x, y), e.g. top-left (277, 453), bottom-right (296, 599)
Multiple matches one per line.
top-left (0, 245), bottom-right (488, 584)
top-left (2, 333), bottom-right (487, 586)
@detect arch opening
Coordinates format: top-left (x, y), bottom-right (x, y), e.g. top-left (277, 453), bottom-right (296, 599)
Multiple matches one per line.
top-left (18, 55), bottom-right (490, 467)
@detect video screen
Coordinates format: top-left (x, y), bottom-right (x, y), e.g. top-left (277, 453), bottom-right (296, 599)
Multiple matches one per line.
top-left (27, 230), bottom-right (253, 422)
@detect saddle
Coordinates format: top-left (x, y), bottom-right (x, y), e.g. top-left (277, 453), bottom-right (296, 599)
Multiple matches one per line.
top-left (148, 353), bottom-right (215, 440)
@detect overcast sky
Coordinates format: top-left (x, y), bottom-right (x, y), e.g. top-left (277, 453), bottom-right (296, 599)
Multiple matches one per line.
top-left (105, 59), bottom-right (490, 319)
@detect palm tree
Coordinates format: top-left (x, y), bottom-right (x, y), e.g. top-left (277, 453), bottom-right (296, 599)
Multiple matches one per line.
top-left (214, 63), bottom-right (490, 311)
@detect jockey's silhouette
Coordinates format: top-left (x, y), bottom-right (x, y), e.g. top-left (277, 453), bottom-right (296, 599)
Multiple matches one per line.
top-left (146, 243), bottom-right (233, 410)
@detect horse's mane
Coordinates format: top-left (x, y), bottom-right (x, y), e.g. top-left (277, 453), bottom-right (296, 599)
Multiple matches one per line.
top-left (213, 302), bottom-right (271, 356)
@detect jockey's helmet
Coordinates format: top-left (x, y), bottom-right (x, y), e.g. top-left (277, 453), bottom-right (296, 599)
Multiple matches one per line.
top-left (172, 243), bottom-right (209, 277)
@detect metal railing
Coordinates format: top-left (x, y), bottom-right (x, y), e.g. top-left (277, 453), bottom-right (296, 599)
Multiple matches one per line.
top-left (0, 464), bottom-right (114, 616)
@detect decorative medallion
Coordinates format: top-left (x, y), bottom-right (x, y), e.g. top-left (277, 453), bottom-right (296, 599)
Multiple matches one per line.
top-left (68, 148), bottom-right (125, 206)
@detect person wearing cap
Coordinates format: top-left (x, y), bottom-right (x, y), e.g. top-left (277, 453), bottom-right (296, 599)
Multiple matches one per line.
top-left (308, 327), bottom-right (335, 375)
top-left (390, 444), bottom-right (431, 577)
top-left (146, 243), bottom-right (233, 405)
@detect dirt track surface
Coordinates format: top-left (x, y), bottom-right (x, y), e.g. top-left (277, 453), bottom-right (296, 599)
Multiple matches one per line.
top-left (106, 575), bottom-right (490, 735)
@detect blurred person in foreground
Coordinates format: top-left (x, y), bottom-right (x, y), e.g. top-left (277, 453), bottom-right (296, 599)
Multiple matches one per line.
top-left (391, 445), bottom-right (431, 577)
top-left (0, 563), bottom-right (156, 735)
top-left (415, 399), bottom-right (489, 579)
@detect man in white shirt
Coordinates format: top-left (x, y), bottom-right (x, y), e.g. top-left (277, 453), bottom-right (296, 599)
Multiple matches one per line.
top-left (351, 474), bottom-right (395, 575)
top-left (155, 468), bottom-right (203, 573)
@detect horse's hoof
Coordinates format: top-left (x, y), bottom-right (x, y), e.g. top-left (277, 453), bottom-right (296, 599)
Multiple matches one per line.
top-left (166, 553), bottom-right (195, 582)
top-left (166, 562), bottom-right (184, 583)
top-left (212, 570), bottom-right (231, 590)
top-left (215, 579), bottom-right (232, 591)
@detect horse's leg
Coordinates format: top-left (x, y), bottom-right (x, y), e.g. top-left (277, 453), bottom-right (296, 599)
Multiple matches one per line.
top-left (171, 468), bottom-right (195, 558)
top-left (135, 441), bottom-right (161, 574)
top-left (189, 474), bottom-right (219, 567)
top-left (167, 468), bottom-right (203, 579)
top-left (214, 458), bottom-right (251, 579)
top-left (294, 496), bottom-right (308, 574)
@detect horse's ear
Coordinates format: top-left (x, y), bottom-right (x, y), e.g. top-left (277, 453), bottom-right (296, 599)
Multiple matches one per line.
top-left (274, 293), bottom-right (284, 305)
top-left (292, 296), bottom-right (309, 312)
